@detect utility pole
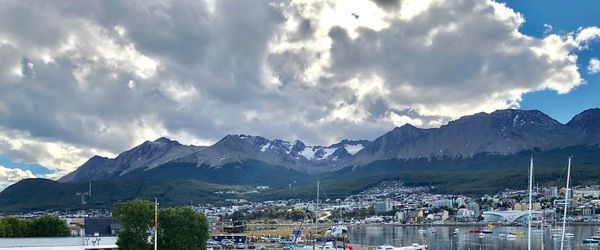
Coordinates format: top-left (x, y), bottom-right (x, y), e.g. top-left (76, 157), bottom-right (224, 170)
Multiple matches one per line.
top-left (527, 157), bottom-right (533, 250)
top-left (155, 198), bottom-right (159, 250)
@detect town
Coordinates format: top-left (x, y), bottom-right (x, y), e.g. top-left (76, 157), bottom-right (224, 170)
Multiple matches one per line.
top-left (4, 180), bottom-right (600, 235)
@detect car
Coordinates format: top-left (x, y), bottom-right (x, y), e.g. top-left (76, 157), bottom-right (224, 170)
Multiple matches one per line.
top-left (247, 242), bottom-right (256, 249)
top-left (236, 243), bottom-right (245, 249)
top-left (220, 240), bottom-right (234, 249)
top-left (225, 242), bottom-right (235, 249)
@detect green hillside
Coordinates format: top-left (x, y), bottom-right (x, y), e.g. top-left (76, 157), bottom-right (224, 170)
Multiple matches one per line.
top-left (1, 146), bottom-right (599, 214)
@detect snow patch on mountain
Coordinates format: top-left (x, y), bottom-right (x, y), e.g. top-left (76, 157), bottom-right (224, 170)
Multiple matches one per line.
top-left (260, 142), bottom-right (271, 152)
top-left (345, 144), bottom-right (364, 155)
top-left (299, 146), bottom-right (316, 159)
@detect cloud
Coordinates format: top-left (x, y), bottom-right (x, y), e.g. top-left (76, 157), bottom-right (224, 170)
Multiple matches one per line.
top-left (589, 58), bottom-right (600, 74)
top-left (0, 0), bottom-right (598, 187)
top-left (0, 165), bottom-right (35, 190)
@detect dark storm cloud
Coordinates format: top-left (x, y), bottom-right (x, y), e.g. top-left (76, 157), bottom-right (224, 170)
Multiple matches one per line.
top-left (0, 0), bottom-right (596, 184)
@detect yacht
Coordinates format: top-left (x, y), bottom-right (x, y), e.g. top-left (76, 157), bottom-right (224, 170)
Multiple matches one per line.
top-left (330, 224), bottom-right (348, 237)
top-left (376, 243), bottom-right (427, 250)
top-left (583, 238), bottom-right (600, 246)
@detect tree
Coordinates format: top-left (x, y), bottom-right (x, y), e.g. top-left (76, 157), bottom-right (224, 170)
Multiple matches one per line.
top-left (113, 200), bottom-right (154, 250)
top-left (0, 217), bottom-right (32, 237)
top-left (0, 218), bottom-right (9, 237)
top-left (286, 208), bottom-right (306, 221)
top-left (30, 215), bottom-right (70, 237)
top-left (158, 207), bottom-right (209, 250)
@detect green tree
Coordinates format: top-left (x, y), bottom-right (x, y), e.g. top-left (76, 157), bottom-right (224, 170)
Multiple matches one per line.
top-left (30, 215), bottom-right (70, 237)
top-left (0, 218), bottom-right (9, 237)
top-left (286, 208), bottom-right (306, 221)
top-left (113, 200), bottom-right (154, 250)
top-left (158, 207), bottom-right (209, 250)
top-left (0, 217), bottom-right (32, 237)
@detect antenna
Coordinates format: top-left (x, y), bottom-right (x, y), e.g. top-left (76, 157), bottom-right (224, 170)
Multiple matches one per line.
top-left (75, 181), bottom-right (92, 206)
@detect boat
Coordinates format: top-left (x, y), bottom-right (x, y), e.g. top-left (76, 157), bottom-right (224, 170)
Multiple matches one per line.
top-left (330, 224), bottom-right (348, 237)
top-left (478, 232), bottom-right (485, 238)
top-left (452, 228), bottom-right (459, 235)
top-left (417, 229), bottom-right (426, 234)
top-left (583, 238), bottom-right (600, 246)
top-left (469, 229), bottom-right (481, 233)
top-left (481, 229), bottom-right (493, 234)
top-left (498, 234), bottom-right (506, 238)
top-left (376, 243), bottom-right (427, 250)
top-left (506, 234), bottom-right (516, 240)
top-left (322, 242), bottom-right (335, 250)
top-left (511, 231), bottom-right (525, 236)
top-left (565, 233), bottom-right (574, 238)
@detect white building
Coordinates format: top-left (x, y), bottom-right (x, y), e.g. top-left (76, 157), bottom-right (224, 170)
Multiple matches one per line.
top-left (0, 237), bottom-right (118, 250)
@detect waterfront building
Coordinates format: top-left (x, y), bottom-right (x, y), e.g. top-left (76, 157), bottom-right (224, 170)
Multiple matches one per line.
top-left (0, 237), bottom-right (117, 250)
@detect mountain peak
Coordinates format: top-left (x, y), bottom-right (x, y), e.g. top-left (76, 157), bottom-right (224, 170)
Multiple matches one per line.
top-left (401, 123), bottom-right (417, 128)
top-left (568, 108), bottom-right (600, 125)
top-left (152, 137), bottom-right (178, 145)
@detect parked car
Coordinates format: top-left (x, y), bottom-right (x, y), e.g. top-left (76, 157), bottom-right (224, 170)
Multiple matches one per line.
top-left (236, 243), bottom-right (245, 249)
top-left (247, 242), bottom-right (256, 249)
top-left (221, 240), bottom-right (235, 249)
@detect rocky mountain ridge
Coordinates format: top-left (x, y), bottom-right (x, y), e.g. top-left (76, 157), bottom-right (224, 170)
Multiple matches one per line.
top-left (59, 108), bottom-right (600, 183)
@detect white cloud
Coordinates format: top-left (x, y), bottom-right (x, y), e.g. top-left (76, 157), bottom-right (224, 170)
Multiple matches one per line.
top-left (0, 165), bottom-right (35, 190)
top-left (0, 0), bottom-right (598, 182)
top-left (588, 58), bottom-right (600, 74)
top-left (0, 129), bottom-right (115, 173)
top-left (575, 26), bottom-right (600, 45)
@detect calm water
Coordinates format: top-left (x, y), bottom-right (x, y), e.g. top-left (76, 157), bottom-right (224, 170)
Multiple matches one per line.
top-left (348, 225), bottom-right (600, 250)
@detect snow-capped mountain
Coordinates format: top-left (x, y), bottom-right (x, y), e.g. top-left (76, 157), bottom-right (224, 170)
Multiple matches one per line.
top-left (175, 134), bottom-right (369, 174)
top-left (59, 135), bottom-right (370, 182)
top-left (59, 108), bottom-right (600, 183)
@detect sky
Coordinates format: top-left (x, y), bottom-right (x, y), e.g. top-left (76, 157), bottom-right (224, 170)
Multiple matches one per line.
top-left (0, 0), bottom-right (599, 189)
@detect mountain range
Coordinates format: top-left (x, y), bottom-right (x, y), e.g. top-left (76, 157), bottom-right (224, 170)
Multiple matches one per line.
top-left (2, 108), bottom-right (600, 212)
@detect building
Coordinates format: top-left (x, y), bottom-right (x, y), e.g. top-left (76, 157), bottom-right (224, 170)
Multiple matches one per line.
top-left (466, 202), bottom-right (480, 215)
top-left (574, 188), bottom-right (600, 198)
top-left (455, 198), bottom-right (466, 208)
top-left (546, 187), bottom-right (559, 198)
top-left (374, 199), bottom-right (394, 214)
top-left (432, 199), bottom-right (453, 208)
top-left (395, 211), bottom-right (406, 223)
top-left (0, 237), bottom-right (118, 250)
top-left (482, 210), bottom-right (542, 224)
top-left (84, 217), bottom-right (120, 237)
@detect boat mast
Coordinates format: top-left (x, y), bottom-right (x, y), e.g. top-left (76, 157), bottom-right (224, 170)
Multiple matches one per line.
top-left (316, 180), bottom-right (320, 236)
top-left (560, 156), bottom-right (572, 250)
top-left (528, 157), bottom-right (533, 250)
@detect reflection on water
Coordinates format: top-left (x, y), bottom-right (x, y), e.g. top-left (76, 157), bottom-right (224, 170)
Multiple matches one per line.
top-left (349, 225), bottom-right (599, 250)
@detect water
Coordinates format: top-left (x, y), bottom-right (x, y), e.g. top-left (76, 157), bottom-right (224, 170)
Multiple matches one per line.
top-left (348, 224), bottom-right (600, 250)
